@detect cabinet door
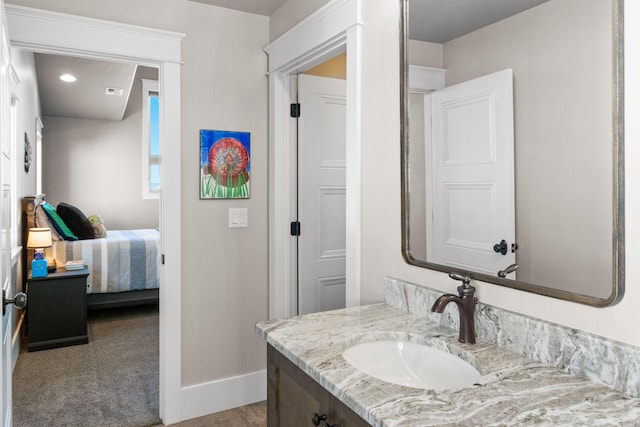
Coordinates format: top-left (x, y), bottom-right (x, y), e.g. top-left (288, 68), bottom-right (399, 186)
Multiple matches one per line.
top-left (268, 345), bottom-right (330, 427)
top-left (267, 344), bottom-right (370, 427)
top-left (27, 275), bottom-right (88, 351)
top-left (328, 395), bottom-right (369, 427)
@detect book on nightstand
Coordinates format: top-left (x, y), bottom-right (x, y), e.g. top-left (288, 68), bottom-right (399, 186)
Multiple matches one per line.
top-left (64, 260), bottom-right (86, 270)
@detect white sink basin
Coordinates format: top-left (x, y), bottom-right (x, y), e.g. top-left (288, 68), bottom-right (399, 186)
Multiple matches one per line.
top-left (342, 340), bottom-right (481, 390)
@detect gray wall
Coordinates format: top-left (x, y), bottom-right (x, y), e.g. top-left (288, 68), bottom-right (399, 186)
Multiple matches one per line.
top-left (41, 66), bottom-right (160, 230)
top-left (269, 0), bottom-right (331, 40)
top-left (11, 49), bottom-right (40, 242)
top-left (7, 0), bottom-right (270, 389)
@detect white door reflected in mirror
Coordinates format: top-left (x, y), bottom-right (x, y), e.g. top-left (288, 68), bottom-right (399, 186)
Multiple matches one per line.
top-left (427, 69), bottom-right (515, 277)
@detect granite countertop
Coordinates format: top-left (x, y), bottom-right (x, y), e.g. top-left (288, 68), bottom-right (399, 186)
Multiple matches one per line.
top-left (256, 304), bottom-right (640, 426)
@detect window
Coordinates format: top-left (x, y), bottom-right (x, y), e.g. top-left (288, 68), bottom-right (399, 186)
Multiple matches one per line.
top-left (142, 79), bottom-right (160, 199)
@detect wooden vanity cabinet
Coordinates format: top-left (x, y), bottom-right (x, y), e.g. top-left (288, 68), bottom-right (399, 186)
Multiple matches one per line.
top-left (267, 344), bottom-right (370, 427)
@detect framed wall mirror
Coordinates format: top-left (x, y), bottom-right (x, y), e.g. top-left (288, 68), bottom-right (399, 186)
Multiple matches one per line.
top-left (400, 0), bottom-right (624, 306)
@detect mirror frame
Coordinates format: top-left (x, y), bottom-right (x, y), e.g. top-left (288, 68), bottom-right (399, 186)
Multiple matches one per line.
top-left (400, 0), bottom-right (625, 307)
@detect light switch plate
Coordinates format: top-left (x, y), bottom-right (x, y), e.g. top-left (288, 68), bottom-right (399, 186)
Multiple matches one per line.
top-left (228, 208), bottom-right (248, 228)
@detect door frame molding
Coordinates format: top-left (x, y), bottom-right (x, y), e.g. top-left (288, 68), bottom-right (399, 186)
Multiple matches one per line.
top-left (265, 0), bottom-right (362, 319)
top-left (5, 5), bottom-right (184, 423)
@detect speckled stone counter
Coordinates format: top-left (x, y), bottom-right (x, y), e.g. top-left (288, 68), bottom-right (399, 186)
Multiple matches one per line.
top-left (384, 277), bottom-right (640, 398)
top-left (257, 303), bottom-right (640, 426)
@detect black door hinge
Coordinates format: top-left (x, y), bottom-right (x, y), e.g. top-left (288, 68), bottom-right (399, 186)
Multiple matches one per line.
top-left (290, 103), bottom-right (300, 118)
top-left (290, 221), bottom-right (301, 236)
top-left (161, 254), bottom-right (165, 265)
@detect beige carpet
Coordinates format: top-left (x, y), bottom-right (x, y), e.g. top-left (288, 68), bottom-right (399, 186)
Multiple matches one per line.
top-left (13, 305), bottom-right (160, 427)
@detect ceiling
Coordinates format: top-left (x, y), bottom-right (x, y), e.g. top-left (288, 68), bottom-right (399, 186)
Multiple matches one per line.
top-left (34, 0), bottom-right (551, 121)
top-left (409, 0), bottom-right (550, 43)
top-left (35, 53), bottom-right (138, 121)
top-left (187, 0), bottom-right (287, 16)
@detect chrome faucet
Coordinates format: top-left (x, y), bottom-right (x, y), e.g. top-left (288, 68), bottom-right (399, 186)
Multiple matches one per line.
top-left (431, 273), bottom-right (477, 344)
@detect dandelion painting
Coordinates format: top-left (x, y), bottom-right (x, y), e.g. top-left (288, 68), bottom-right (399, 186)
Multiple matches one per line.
top-left (200, 129), bottom-right (250, 199)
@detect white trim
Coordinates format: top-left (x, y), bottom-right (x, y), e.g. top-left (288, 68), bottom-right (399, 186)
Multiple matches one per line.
top-left (9, 67), bottom-right (20, 250)
top-left (34, 117), bottom-right (43, 197)
top-left (267, 72), bottom-right (294, 318)
top-left (179, 370), bottom-right (266, 421)
top-left (5, 5), bottom-right (185, 424)
top-left (158, 60), bottom-right (183, 425)
top-left (407, 67), bottom-right (445, 262)
top-left (265, 0), bottom-right (359, 72)
top-left (408, 65), bottom-right (446, 93)
top-left (5, 5), bottom-right (183, 64)
top-left (266, 0), bottom-right (362, 319)
top-left (408, 67), bottom-right (445, 263)
top-left (10, 249), bottom-right (22, 374)
top-left (344, 23), bottom-right (362, 308)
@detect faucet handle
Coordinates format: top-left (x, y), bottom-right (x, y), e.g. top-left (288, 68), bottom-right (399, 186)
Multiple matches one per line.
top-left (449, 272), bottom-right (475, 297)
top-left (449, 272), bottom-right (471, 286)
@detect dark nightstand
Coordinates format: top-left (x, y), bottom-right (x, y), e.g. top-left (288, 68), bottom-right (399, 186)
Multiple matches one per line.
top-left (26, 267), bottom-right (90, 352)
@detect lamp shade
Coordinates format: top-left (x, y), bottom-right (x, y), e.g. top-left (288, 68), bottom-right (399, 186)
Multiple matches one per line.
top-left (27, 228), bottom-right (53, 249)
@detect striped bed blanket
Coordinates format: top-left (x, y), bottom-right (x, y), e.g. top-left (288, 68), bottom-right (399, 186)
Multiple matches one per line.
top-left (53, 229), bottom-right (160, 294)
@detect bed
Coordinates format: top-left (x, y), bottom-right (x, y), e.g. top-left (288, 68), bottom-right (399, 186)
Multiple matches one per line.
top-left (23, 195), bottom-right (159, 309)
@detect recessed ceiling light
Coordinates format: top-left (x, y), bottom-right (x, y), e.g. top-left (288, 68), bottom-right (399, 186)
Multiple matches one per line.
top-left (59, 73), bottom-right (77, 83)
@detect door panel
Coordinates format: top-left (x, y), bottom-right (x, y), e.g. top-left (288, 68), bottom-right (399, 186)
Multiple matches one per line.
top-left (0, 5), bottom-right (11, 424)
top-left (297, 74), bottom-right (346, 315)
top-left (1, 190), bottom-right (10, 427)
top-left (428, 69), bottom-right (516, 277)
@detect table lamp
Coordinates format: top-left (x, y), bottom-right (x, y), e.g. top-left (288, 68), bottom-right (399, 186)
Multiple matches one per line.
top-left (27, 228), bottom-right (52, 277)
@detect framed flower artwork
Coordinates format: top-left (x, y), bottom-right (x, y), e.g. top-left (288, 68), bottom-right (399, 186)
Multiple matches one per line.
top-left (200, 129), bottom-right (250, 199)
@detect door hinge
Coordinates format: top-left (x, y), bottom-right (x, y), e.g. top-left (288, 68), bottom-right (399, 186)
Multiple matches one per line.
top-left (290, 103), bottom-right (300, 118)
top-left (161, 254), bottom-right (165, 265)
top-left (290, 221), bottom-right (301, 236)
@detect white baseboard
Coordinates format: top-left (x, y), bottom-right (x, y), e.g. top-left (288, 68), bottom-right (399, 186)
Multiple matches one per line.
top-left (178, 369), bottom-right (266, 423)
top-left (11, 311), bottom-right (25, 370)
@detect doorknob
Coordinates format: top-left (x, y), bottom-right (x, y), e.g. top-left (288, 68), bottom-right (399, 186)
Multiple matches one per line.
top-left (498, 263), bottom-right (519, 278)
top-left (493, 240), bottom-right (508, 255)
top-left (3, 289), bottom-right (27, 316)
